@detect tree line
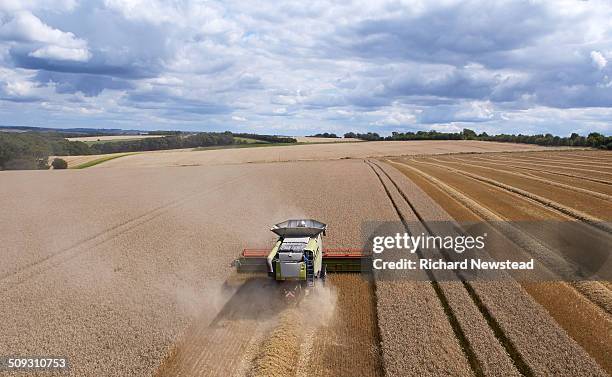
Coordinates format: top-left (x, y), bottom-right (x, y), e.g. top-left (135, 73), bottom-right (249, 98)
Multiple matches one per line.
top-left (343, 129), bottom-right (612, 149)
top-left (309, 132), bottom-right (339, 138)
top-left (0, 131), bottom-right (297, 170)
top-left (232, 133), bottom-right (297, 143)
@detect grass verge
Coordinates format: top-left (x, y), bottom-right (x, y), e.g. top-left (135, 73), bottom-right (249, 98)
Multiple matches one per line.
top-left (72, 153), bottom-right (133, 169)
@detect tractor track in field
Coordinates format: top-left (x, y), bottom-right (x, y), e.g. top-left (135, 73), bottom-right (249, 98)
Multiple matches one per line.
top-left (562, 153), bottom-right (612, 162)
top-left (449, 156), bottom-right (612, 196)
top-left (408, 159), bottom-right (612, 236)
top-left (367, 159), bottom-right (609, 376)
top-left (484, 155), bottom-right (612, 179)
top-left (389, 159), bottom-right (612, 313)
top-left (437, 156), bottom-right (612, 201)
top-left (367, 159), bottom-right (531, 377)
top-left (386, 159), bottom-right (612, 373)
top-left (365, 160), bottom-right (487, 377)
top-left (427, 155), bottom-right (612, 221)
top-left (155, 274), bottom-right (383, 377)
top-left (0, 173), bottom-right (254, 294)
top-left (397, 158), bottom-right (612, 274)
top-left (520, 155), bottom-right (612, 168)
top-left (465, 156), bottom-right (612, 186)
top-left (155, 277), bottom-right (278, 377)
top-left (502, 155), bottom-right (612, 173)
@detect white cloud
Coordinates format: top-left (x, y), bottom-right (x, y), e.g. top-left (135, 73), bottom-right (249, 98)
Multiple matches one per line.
top-left (0, 11), bottom-right (82, 47)
top-left (455, 101), bottom-right (495, 121)
top-left (103, 0), bottom-right (182, 24)
top-left (0, 0), bottom-right (77, 12)
top-left (104, 0), bottom-right (240, 39)
top-left (0, 67), bottom-right (50, 99)
top-left (29, 45), bottom-right (90, 61)
top-left (591, 50), bottom-right (607, 70)
top-left (430, 123), bottom-right (464, 133)
top-left (372, 110), bottom-right (417, 126)
top-left (0, 11), bottom-right (90, 62)
top-left (3, 78), bottom-right (35, 96)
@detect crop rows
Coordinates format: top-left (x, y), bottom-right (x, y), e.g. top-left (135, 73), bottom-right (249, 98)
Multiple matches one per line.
top-left (367, 158), bottom-right (608, 376)
top-left (306, 274), bottom-right (383, 377)
top-left (385, 150), bottom-right (611, 374)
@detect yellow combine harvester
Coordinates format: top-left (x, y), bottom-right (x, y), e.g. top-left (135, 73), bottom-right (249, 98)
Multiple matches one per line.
top-left (233, 219), bottom-right (368, 289)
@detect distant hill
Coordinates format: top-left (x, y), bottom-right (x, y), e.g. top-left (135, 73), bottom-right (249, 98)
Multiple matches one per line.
top-left (0, 125), bottom-right (147, 136)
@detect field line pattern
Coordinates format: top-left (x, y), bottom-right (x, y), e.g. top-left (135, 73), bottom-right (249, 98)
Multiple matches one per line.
top-left (367, 161), bottom-right (490, 376)
top-left (367, 160), bottom-right (532, 377)
top-left (502, 155), bottom-right (612, 173)
top-left (463, 156), bottom-right (612, 186)
top-left (562, 153), bottom-right (612, 163)
top-left (409, 159), bottom-right (612, 236)
top-left (489, 155), bottom-right (612, 177)
top-left (389, 160), bottom-right (612, 314)
top-left (520, 155), bottom-right (612, 168)
top-left (376, 160), bottom-right (612, 376)
top-left (437, 157), bottom-right (612, 201)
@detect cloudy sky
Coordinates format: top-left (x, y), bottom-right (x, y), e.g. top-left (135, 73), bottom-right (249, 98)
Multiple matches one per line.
top-left (0, 0), bottom-right (611, 136)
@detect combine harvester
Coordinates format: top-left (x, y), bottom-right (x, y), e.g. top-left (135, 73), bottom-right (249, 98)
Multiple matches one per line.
top-left (233, 219), bottom-right (369, 297)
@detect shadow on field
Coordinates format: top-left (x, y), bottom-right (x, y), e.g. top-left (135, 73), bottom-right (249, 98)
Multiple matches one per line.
top-left (211, 276), bottom-right (293, 325)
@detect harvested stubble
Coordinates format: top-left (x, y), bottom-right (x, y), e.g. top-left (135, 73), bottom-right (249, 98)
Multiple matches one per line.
top-left (464, 154), bottom-right (612, 187)
top-left (384, 156), bottom-right (611, 375)
top-left (249, 308), bottom-right (303, 377)
top-left (373, 160), bottom-right (609, 375)
top-left (307, 274), bottom-right (383, 377)
top-left (441, 155), bottom-right (612, 201)
top-left (0, 159), bottom-right (397, 377)
top-left (480, 154), bottom-right (612, 182)
top-left (367, 162), bottom-right (474, 376)
top-left (369, 161), bottom-right (519, 376)
top-left (157, 273), bottom-right (381, 377)
top-left (392, 159), bottom-right (612, 311)
top-left (499, 153), bottom-right (612, 172)
top-left (411, 158), bottom-right (612, 231)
